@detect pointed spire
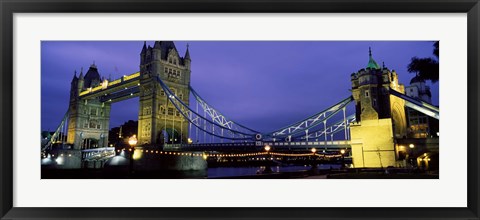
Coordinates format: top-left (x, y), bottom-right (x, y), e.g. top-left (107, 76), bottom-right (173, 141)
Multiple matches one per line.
top-left (71, 70), bottom-right (78, 83)
top-left (184, 43), bottom-right (191, 60)
top-left (141, 41), bottom-right (147, 54)
top-left (79, 67), bottom-right (84, 80)
top-left (154, 41), bottom-right (162, 49)
top-left (366, 47), bottom-right (380, 70)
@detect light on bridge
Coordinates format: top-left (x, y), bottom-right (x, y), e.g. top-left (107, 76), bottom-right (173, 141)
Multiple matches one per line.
top-left (340, 149), bottom-right (345, 154)
top-left (409, 144), bottom-right (415, 149)
top-left (264, 145), bottom-right (271, 152)
top-left (311, 148), bottom-right (317, 153)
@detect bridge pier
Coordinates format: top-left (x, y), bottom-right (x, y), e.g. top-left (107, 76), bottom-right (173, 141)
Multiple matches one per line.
top-left (350, 119), bottom-right (397, 168)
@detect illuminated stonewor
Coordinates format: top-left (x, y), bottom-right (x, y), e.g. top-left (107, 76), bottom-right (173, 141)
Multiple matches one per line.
top-left (138, 41), bottom-right (191, 145)
top-left (349, 48), bottom-right (407, 168)
top-left (60, 41), bottom-right (195, 169)
top-left (68, 64), bottom-right (112, 150)
top-left (48, 43), bottom-right (438, 172)
top-left (67, 41), bottom-right (191, 151)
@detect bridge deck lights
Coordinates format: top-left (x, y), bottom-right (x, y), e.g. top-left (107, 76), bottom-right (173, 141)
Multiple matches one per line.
top-left (409, 144), bottom-right (415, 148)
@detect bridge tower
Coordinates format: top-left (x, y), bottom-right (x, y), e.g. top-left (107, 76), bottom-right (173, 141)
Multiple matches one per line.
top-left (138, 41), bottom-right (191, 145)
top-left (349, 48), bottom-right (407, 168)
top-left (67, 64), bottom-right (112, 150)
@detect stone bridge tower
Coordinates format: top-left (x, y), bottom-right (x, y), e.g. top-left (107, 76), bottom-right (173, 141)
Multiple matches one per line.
top-left (138, 41), bottom-right (191, 145)
top-left (349, 48), bottom-right (406, 168)
top-left (67, 64), bottom-right (111, 150)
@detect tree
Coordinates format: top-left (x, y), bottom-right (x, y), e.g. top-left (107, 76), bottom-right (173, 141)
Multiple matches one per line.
top-left (407, 41), bottom-right (439, 83)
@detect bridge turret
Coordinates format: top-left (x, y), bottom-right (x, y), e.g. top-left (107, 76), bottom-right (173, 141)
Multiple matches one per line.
top-left (184, 44), bottom-right (191, 70)
top-left (140, 41), bottom-right (147, 66)
top-left (137, 41), bottom-right (191, 146)
top-left (77, 67), bottom-right (84, 94)
top-left (70, 70), bottom-right (79, 100)
top-left (349, 47), bottom-right (407, 168)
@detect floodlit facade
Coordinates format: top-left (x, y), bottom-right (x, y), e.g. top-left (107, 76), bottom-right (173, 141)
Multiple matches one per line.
top-left (349, 48), bottom-right (407, 168)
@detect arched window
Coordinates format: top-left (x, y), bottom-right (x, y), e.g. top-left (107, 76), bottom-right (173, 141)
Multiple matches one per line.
top-left (160, 105), bottom-right (165, 114)
top-left (89, 120), bottom-right (98, 129)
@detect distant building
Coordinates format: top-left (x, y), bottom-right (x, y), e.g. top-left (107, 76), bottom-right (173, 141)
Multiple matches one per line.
top-left (405, 76), bottom-right (438, 138)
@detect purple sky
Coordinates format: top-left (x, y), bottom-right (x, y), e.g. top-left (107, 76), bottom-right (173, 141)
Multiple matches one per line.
top-left (41, 41), bottom-right (439, 133)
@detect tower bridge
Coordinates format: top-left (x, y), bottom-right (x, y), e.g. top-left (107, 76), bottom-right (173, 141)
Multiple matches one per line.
top-left (43, 42), bottom-right (439, 170)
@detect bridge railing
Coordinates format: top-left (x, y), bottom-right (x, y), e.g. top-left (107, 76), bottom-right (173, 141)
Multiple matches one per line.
top-left (79, 71), bottom-right (141, 97)
top-left (82, 147), bottom-right (115, 160)
top-left (390, 89), bottom-right (439, 119)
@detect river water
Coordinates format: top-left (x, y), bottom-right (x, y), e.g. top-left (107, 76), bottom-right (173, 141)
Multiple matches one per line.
top-left (207, 164), bottom-right (341, 178)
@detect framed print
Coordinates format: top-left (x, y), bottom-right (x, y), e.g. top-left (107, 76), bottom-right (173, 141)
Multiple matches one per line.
top-left (1, 0), bottom-right (479, 219)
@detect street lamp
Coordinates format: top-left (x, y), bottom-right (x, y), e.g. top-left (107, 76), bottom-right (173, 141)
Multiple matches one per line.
top-left (264, 145), bottom-right (271, 152)
top-left (408, 144), bottom-right (415, 168)
top-left (310, 148), bottom-right (318, 174)
top-left (264, 145), bottom-right (271, 160)
top-left (128, 135), bottom-right (138, 146)
top-left (340, 149), bottom-right (346, 169)
top-left (128, 135), bottom-right (137, 174)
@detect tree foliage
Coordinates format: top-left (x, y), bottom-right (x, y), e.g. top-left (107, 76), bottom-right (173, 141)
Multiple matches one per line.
top-left (407, 41), bottom-right (439, 83)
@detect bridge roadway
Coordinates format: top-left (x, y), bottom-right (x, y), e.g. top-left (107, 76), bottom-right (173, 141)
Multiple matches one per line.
top-left (163, 140), bottom-right (351, 152)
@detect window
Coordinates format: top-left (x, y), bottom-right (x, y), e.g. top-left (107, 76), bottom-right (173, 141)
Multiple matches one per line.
top-left (90, 108), bottom-right (97, 116)
top-left (83, 108), bottom-right (87, 115)
top-left (160, 106), bottom-right (165, 114)
top-left (160, 90), bottom-right (165, 96)
top-left (168, 108), bottom-right (174, 115)
top-left (179, 94), bottom-right (183, 100)
top-left (365, 90), bottom-right (369, 97)
top-left (83, 120), bottom-right (88, 128)
top-left (143, 106), bottom-right (152, 115)
top-left (142, 122), bottom-right (151, 137)
top-left (176, 110), bottom-right (180, 116)
top-left (89, 120), bottom-right (98, 129)
top-left (373, 98), bottom-right (377, 107)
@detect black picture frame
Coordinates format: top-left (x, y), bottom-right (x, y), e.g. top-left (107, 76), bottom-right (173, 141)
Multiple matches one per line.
top-left (1, 0), bottom-right (479, 219)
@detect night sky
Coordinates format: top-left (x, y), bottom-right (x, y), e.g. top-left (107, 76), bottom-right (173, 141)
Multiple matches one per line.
top-left (41, 41), bottom-right (439, 133)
